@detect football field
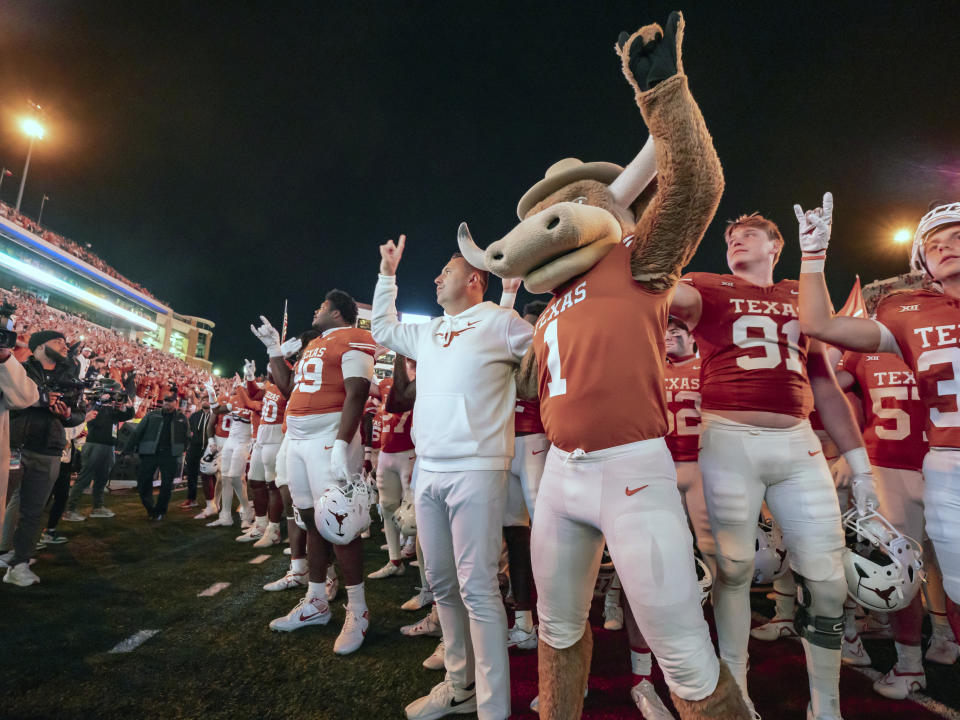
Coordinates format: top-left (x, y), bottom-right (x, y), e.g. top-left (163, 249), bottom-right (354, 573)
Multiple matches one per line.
top-left (2, 487), bottom-right (958, 720)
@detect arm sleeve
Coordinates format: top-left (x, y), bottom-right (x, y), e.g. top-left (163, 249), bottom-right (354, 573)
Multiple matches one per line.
top-left (499, 291), bottom-right (518, 309)
top-left (0, 355), bottom-right (39, 410)
top-left (342, 350), bottom-right (375, 381)
top-left (873, 320), bottom-right (903, 358)
top-left (371, 274), bottom-right (425, 360)
top-left (505, 312), bottom-right (534, 363)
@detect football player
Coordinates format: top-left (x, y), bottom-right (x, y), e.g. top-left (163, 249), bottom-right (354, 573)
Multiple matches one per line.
top-left (206, 384), bottom-right (255, 528)
top-left (796, 196), bottom-right (960, 684)
top-left (670, 210), bottom-right (879, 720)
top-left (254, 292), bottom-right (376, 655)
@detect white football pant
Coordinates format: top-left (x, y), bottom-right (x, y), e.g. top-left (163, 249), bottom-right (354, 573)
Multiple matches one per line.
top-left (922, 449), bottom-right (960, 603)
top-left (218, 439), bottom-right (252, 521)
top-left (415, 469), bottom-right (509, 720)
top-left (273, 435), bottom-right (289, 488)
top-left (504, 433), bottom-right (548, 526)
top-left (377, 450), bottom-right (415, 561)
top-left (675, 460), bottom-right (716, 579)
top-left (532, 438), bottom-right (720, 701)
top-left (286, 431), bottom-right (362, 509)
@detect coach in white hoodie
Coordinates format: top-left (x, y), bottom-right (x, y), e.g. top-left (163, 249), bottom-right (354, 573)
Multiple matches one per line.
top-left (373, 234), bottom-right (532, 720)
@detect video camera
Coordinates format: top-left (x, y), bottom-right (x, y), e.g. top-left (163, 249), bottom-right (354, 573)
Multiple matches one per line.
top-left (0, 300), bottom-right (20, 349)
top-left (39, 376), bottom-right (93, 411)
top-left (83, 379), bottom-right (127, 409)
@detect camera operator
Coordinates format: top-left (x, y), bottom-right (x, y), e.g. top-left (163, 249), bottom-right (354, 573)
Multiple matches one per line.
top-left (130, 393), bottom-right (188, 521)
top-left (2, 331), bottom-right (87, 587)
top-left (0, 303), bottom-right (39, 545)
top-left (62, 379), bottom-right (134, 521)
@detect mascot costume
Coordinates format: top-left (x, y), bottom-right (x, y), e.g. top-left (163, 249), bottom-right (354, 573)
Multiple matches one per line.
top-left (459, 11), bottom-right (750, 720)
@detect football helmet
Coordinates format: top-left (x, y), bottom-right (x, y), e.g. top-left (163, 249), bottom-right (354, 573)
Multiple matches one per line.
top-left (842, 508), bottom-right (924, 612)
top-left (753, 518), bottom-right (789, 584)
top-left (199, 446), bottom-right (220, 475)
top-left (911, 201), bottom-right (960, 274)
top-left (694, 551), bottom-right (712, 606)
top-left (315, 476), bottom-right (372, 545)
top-left (393, 490), bottom-right (417, 536)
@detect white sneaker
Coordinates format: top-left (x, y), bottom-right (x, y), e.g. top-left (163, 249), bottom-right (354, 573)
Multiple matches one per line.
top-left (325, 571), bottom-right (340, 602)
top-left (89, 506), bottom-right (115, 518)
top-left (926, 635), bottom-right (960, 665)
top-left (0, 550), bottom-right (16, 569)
top-left (368, 560), bottom-right (406, 580)
top-left (3, 563), bottom-right (40, 587)
top-left (630, 679), bottom-right (675, 720)
top-left (269, 596), bottom-right (331, 632)
top-left (61, 511), bottom-right (86, 522)
top-left (236, 525), bottom-right (264, 542)
top-left (603, 602), bottom-right (624, 631)
top-left (423, 641), bottom-right (445, 670)
top-left (380, 543), bottom-right (389, 551)
top-left (841, 632), bottom-right (872, 666)
top-left (263, 569), bottom-right (308, 592)
top-left (252, 524), bottom-right (281, 548)
top-left (206, 516), bottom-right (233, 527)
top-left (401, 607), bottom-right (442, 637)
top-left (334, 605), bottom-right (370, 654)
top-left (507, 623), bottom-right (538, 650)
top-left (857, 613), bottom-right (893, 639)
top-left (402, 587), bottom-right (433, 612)
top-left (241, 515), bottom-right (255, 531)
top-left (750, 616), bottom-right (798, 641)
top-left (872, 665), bottom-right (926, 699)
top-left (283, 547), bottom-right (291, 556)
top-left (194, 502), bottom-right (218, 519)
top-left (404, 680), bottom-right (476, 720)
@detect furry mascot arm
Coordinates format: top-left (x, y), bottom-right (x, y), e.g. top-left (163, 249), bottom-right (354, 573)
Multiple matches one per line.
top-left (618, 12), bottom-right (724, 292)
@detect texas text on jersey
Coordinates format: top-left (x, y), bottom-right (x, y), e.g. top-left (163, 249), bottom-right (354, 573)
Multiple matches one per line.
top-left (680, 272), bottom-right (813, 418)
top-left (286, 327), bottom-right (377, 419)
top-left (664, 355), bottom-right (702, 462)
top-left (257, 381), bottom-right (288, 427)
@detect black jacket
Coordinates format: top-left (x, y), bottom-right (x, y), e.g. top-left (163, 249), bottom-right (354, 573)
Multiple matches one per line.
top-left (9, 357), bottom-right (86, 456)
top-left (187, 409), bottom-right (212, 454)
top-left (85, 405), bottom-right (136, 446)
top-left (131, 409), bottom-right (188, 456)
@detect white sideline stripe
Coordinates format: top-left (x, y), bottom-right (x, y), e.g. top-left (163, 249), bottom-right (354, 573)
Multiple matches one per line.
top-left (108, 629), bottom-right (159, 654)
top-left (751, 612), bottom-right (960, 720)
top-left (249, 554), bottom-right (270, 565)
top-left (197, 582), bottom-right (230, 597)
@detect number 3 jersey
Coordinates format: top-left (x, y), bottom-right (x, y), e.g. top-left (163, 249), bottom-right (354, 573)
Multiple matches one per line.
top-left (875, 289), bottom-right (960, 449)
top-left (531, 238), bottom-right (670, 453)
top-left (680, 272), bottom-right (813, 419)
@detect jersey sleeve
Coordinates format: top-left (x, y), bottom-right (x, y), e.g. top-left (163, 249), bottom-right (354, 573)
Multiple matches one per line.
top-left (342, 350), bottom-right (374, 380)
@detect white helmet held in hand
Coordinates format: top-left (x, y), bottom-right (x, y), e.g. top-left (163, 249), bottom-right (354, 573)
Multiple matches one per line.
top-left (315, 475), bottom-right (372, 545)
top-left (842, 508), bottom-right (924, 613)
top-left (199, 446), bottom-right (220, 475)
top-left (393, 490), bottom-right (417, 537)
top-left (695, 551), bottom-right (712, 606)
top-left (753, 518), bottom-right (789, 584)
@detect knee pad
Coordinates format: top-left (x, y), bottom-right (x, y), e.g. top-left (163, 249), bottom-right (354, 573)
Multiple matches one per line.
top-left (716, 554), bottom-right (754, 589)
top-left (793, 574), bottom-right (843, 650)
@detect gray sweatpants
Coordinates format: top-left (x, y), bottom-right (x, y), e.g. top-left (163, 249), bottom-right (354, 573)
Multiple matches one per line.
top-left (67, 442), bottom-right (115, 511)
top-left (12, 450), bottom-right (60, 566)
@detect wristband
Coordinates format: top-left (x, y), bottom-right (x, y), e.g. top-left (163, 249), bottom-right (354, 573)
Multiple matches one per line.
top-left (843, 446), bottom-right (870, 476)
top-left (800, 254), bottom-right (826, 274)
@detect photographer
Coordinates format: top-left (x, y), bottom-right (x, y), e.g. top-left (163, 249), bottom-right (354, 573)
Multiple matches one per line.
top-left (62, 379), bottom-right (134, 521)
top-left (2, 331), bottom-right (87, 587)
top-left (130, 394), bottom-right (188, 521)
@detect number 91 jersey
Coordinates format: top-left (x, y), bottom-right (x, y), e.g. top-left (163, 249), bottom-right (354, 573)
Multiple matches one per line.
top-left (680, 273), bottom-right (813, 419)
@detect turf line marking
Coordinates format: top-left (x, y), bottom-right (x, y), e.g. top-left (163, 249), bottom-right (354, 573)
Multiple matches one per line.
top-left (249, 554), bottom-right (271, 565)
top-left (197, 582), bottom-right (230, 597)
top-left (752, 612), bottom-right (960, 720)
top-left (109, 629), bottom-right (159, 654)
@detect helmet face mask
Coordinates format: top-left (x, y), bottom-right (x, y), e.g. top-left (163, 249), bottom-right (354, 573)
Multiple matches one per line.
top-left (694, 552), bottom-right (712, 606)
top-left (393, 490), bottom-right (416, 536)
top-left (199, 446), bottom-right (220, 475)
top-left (315, 476), bottom-right (372, 545)
top-left (753, 519), bottom-right (789, 584)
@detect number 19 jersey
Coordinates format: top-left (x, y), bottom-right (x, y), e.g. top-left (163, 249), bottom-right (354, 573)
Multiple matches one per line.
top-left (531, 238), bottom-right (670, 453)
top-left (680, 272), bottom-right (813, 419)
top-left (286, 327), bottom-right (377, 418)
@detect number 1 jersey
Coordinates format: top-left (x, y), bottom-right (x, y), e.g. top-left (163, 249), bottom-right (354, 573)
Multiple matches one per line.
top-left (680, 272), bottom-right (813, 419)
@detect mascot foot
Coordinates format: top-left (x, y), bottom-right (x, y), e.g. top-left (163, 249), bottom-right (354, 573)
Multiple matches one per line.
top-left (670, 661), bottom-right (752, 720)
top-left (537, 629), bottom-right (592, 719)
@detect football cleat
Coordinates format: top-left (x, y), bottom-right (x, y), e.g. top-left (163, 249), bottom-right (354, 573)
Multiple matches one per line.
top-left (263, 569), bottom-right (308, 592)
top-left (401, 607), bottom-right (442, 637)
top-left (3, 563), bottom-right (40, 587)
top-left (89, 506), bottom-right (116, 518)
top-left (194, 503), bottom-right (218, 520)
top-left (841, 632), bottom-right (872, 667)
top-left (206, 516), bottom-right (233, 528)
top-left (404, 680), bottom-right (476, 720)
top-left (333, 605), bottom-right (369, 655)
top-left (423, 640), bottom-right (445, 670)
top-left (630, 679), bottom-right (675, 720)
top-left (603, 601), bottom-right (624, 631)
top-left (368, 561), bottom-right (406, 580)
top-left (507, 623), bottom-right (538, 650)
top-left (926, 635), bottom-right (960, 665)
top-left (236, 525), bottom-right (264, 543)
top-left (402, 587), bottom-right (434, 612)
top-left (252, 524), bottom-right (282, 548)
top-left (872, 666), bottom-right (926, 699)
top-left (750, 616), bottom-right (799, 641)
top-left (269, 596), bottom-right (331, 632)
top-left (60, 511), bottom-right (86, 523)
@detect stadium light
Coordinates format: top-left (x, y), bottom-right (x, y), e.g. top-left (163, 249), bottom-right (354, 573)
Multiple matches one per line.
top-left (893, 228), bottom-right (911, 245)
top-left (0, 248), bottom-right (157, 330)
top-left (15, 117), bottom-right (45, 213)
top-left (212, 367), bottom-right (221, 376)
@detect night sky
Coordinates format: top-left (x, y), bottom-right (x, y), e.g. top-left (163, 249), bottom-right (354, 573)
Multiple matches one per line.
top-left (1, 1), bottom-right (958, 374)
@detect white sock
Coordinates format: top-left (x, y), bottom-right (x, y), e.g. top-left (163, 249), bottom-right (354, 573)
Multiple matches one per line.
top-left (801, 638), bottom-right (842, 720)
top-left (346, 583), bottom-right (366, 612)
top-left (291, 558), bottom-right (307, 574)
top-left (266, 521), bottom-right (280, 533)
top-left (326, 565), bottom-right (337, 581)
top-left (255, 515), bottom-right (267, 529)
top-left (307, 581), bottom-right (325, 600)
top-left (631, 649), bottom-right (652, 678)
top-left (605, 575), bottom-right (621, 606)
top-left (514, 610), bottom-right (533, 632)
top-left (896, 641), bottom-right (923, 672)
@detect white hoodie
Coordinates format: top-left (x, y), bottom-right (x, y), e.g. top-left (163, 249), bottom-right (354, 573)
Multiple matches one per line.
top-left (372, 274), bottom-right (532, 472)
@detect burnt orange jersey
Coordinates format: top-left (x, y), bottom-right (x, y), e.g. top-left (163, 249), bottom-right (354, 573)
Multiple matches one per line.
top-left (215, 412), bottom-right (232, 438)
top-left (259, 381), bottom-right (287, 426)
top-left (286, 327), bottom-right (376, 417)
top-left (840, 351), bottom-right (927, 470)
top-left (531, 237), bottom-right (670, 453)
top-left (514, 399), bottom-right (545, 435)
top-left (664, 355), bottom-right (701, 462)
top-left (681, 273), bottom-right (813, 418)
top-left (876, 289), bottom-right (960, 449)
top-left (370, 413), bottom-right (382, 450)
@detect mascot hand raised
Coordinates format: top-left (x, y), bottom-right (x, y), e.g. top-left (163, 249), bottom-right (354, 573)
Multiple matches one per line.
top-left (617, 10), bottom-right (683, 93)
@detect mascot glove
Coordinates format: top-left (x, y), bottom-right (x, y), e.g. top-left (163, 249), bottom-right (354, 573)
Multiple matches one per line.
top-left (279, 337), bottom-right (302, 358)
top-left (250, 315), bottom-right (282, 357)
top-left (243, 359), bottom-right (256, 381)
top-left (845, 446), bottom-right (879, 515)
top-left (616, 11), bottom-right (682, 92)
top-left (794, 192), bottom-right (833, 272)
top-left (329, 439), bottom-right (351, 483)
